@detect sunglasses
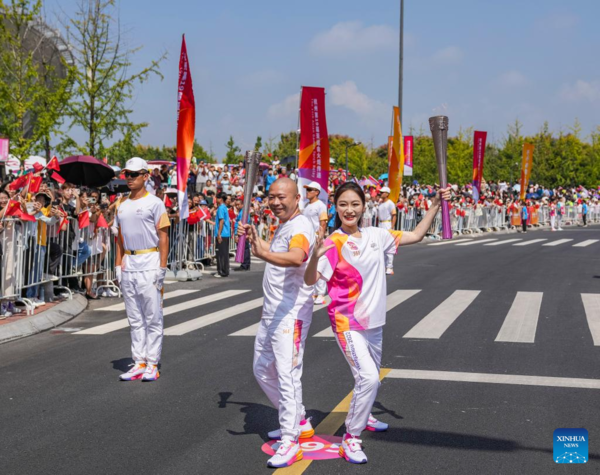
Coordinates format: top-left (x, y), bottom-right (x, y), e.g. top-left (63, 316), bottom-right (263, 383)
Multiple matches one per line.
top-left (306, 188), bottom-right (318, 192)
top-left (124, 171), bottom-right (147, 178)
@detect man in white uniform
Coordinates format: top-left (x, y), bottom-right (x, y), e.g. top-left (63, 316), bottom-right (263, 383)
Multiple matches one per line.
top-left (115, 157), bottom-right (170, 382)
top-left (240, 178), bottom-right (315, 468)
top-left (302, 181), bottom-right (328, 305)
top-left (377, 187), bottom-right (397, 275)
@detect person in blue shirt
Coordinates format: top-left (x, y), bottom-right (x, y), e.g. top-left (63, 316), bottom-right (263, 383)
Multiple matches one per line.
top-left (214, 192), bottom-right (231, 278)
top-left (582, 200), bottom-right (588, 227)
top-left (520, 200), bottom-right (529, 233)
top-left (265, 168), bottom-right (277, 193)
top-left (234, 197), bottom-right (252, 271)
top-left (327, 194), bottom-right (336, 235)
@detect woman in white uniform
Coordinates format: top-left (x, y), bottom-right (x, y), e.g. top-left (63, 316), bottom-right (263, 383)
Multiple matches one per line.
top-left (304, 182), bottom-right (450, 464)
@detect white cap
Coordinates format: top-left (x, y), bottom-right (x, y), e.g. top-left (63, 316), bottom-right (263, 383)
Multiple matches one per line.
top-left (380, 186), bottom-right (391, 193)
top-left (123, 157), bottom-right (149, 172)
top-left (303, 181), bottom-right (322, 193)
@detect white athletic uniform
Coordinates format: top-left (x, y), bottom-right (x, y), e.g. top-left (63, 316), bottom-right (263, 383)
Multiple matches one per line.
top-left (116, 193), bottom-right (170, 365)
top-left (377, 199), bottom-right (397, 269)
top-left (254, 214), bottom-right (315, 441)
top-left (317, 227), bottom-right (402, 435)
top-left (303, 200), bottom-right (328, 297)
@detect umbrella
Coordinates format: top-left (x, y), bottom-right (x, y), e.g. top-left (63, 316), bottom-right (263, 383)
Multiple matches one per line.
top-left (101, 179), bottom-right (130, 194)
top-left (60, 155), bottom-right (115, 187)
top-left (379, 173), bottom-right (388, 180)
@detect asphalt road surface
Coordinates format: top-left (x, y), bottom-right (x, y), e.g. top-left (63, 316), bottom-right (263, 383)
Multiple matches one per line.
top-left (2, 226), bottom-right (600, 474)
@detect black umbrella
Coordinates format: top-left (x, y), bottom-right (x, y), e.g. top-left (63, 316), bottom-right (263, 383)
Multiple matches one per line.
top-left (59, 155), bottom-right (115, 187)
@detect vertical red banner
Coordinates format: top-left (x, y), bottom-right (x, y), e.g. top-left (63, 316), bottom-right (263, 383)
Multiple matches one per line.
top-left (472, 131), bottom-right (487, 201)
top-left (520, 143), bottom-right (534, 200)
top-left (176, 35), bottom-right (196, 219)
top-left (403, 135), bottom-right (413, 176)
top-left (298, 86), bottom-right (330, 203)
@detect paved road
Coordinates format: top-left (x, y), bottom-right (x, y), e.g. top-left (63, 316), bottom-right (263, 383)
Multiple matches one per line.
top-left (1, 226), bottom-right (600, 474)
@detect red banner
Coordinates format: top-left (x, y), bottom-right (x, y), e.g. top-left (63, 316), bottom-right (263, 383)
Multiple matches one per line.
top-left (520, 143), bottom-right (534, 200)
top-left (388, 106), bottom-right (404, 203)
top-left (472, 131), bottom-right (487, 201)
top-left (176, 35), bottom-right (195, 219)
top-left (403, 136), bottom-right (413, 176)
top-left (298, 86), bottom-right (330, 202)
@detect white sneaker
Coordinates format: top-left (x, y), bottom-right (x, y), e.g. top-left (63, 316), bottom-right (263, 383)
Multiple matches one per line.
top-left (104, 289), bottom-right (119, 298)
top-left (268, 417), bottom-right (314, 440)
top-left (385, 268), bottom-right (394, 275)
top-left (313, 295), bottom-right (327, 306)
top-left (340, 434), bottom-right (367, 464)
top-left (31, 298), bottom-right (46, 308)
top-left (119, 363), bottom-right (147, 381)
top-left (365, 414), bottom-right (389, 432)
top-left (141, 364), bottom-right (160, 382)
top-left (267, 439), bottom-right (303, 468)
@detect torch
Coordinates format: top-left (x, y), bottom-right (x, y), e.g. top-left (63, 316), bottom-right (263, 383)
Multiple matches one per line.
top-left (429, 115), bottom-right (452, 239)
top-left (235, 150), bottom-right (262, 263)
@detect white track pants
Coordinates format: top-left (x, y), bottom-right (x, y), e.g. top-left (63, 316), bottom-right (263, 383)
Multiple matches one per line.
top-left (121, 270), bottom-right (163, 365)
top-left (335, 327), bottom-right (383, 436)
top-left (253, 317), bottom-right (310, 441)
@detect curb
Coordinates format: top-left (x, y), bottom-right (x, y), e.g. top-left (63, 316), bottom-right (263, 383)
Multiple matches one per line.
top-left (0, 294), bottom-right (88, 344)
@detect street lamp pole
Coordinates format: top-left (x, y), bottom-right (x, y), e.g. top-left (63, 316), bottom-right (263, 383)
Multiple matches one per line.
top-left (345, 141), bottom-right (362, 180)
top-left (398, 0), bottom-right (404, 123)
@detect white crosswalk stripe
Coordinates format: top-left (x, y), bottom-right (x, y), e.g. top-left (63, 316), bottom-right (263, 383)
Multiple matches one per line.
top-left (229, 321), bottom-right (261, 337)
top-left (484, 239), bottom-right (523, 246)
top-left (94, 289), bottom-right (198, 312)
top-left (75, 290), bottom-right (249, 335)
top-left (513, 239), bottom-right (547, 246)
top-left (573, 239), bottom-right (599, 248)
top-left (429, 239), bottom-right (473, 246)
top-left (164, 298), bottom-right (264, 336)
top-left (403, 290), bottom-right (480, 339)
top-left (313, 289), bottom-right (422, 338)
top-left (495, 292), bottom-right (542, 343)
top-left (543, 239), bottom-right (573, 247)
top-left (455, 239), bottom-right (498, 246)
top-left (581, 294), bottom-right (600, 346)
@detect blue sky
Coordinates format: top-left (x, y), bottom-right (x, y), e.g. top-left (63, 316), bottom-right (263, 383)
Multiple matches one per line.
top-left (46, 0), bottom-right (600, 159)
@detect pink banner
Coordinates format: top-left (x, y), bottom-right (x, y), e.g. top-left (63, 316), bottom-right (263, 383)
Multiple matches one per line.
top-left (403, 135), bottom-right (413, 176)
top-left (472, 131), bottom-right (487, 201)
top-left (0, 138), bottom-right (8, 162)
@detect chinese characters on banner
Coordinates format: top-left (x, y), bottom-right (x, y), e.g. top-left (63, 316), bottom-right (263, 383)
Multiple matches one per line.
top-left (471, 131), bottom-right (487, 202)
top-left (388, 106), bottom-right (404, 203)
top-left (403, 135), bottom-right (413, 176)
top-left (298, 86), bottom-right (330, 203)
top-left (520, 143), bottom-right (534, 200)
top-left (0, 138), bottom-right (8, 162)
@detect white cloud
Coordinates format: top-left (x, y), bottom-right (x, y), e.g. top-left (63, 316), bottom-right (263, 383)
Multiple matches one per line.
top-left (309, 21), bottom-right (398, 56)
top-left (560, 80), bottom-right (600, 104)
top-left (267, 93), bottom-right (300, 119)
top-left (329, 81), bottom-right (388, 123)
top-left (497, 70), bottom-right (529, 87)
top-left (238, 69), bottom-right (286, 88)
top-left (431, 46), bottom-right (464, 65)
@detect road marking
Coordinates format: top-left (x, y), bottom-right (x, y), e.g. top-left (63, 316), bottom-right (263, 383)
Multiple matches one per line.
top-left (455, 239), bottom-right (498, 246)
top-left (543, 239), bottom-right (573, 247)
top-left (75, 290), bottom-right (249, 335)
top-left (273, 368), bottom-right (391, 475)
top-left (94, 289), bottom-right (198, 312)
top-left (495, 292), bottom-right (542, 343)
top-left (229, 321), bottom-right (261, 337)
top-left (513, 238), bottom-right (547, 246)
top-left (164, 297), bottom-right (264, 335)
top-left (313, 290), bottom-right (421, 338)
top-left (385, 369), bottom-right (600, 389)
top-left (429, 239), bottom-right (472, 246)
top-left (581, 294), bottom-right (600, 346)
top-left (484, 238), bottom-right (523, 246)
top-left (573, 239), bottom-right (599, 248)
top-left (403, 290), bottom-right (480, 339)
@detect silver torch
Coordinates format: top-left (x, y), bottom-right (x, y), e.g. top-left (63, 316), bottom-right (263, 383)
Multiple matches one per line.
top-left (235, 150), bottom-right (262, 263)
top-left (429, 116), bottom-right (452, 239)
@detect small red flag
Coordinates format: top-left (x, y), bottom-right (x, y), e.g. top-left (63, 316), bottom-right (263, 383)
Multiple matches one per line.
top-left (188, 210), bottom-right (200, 225)
top-left (164, 195), bottom-right (173, 208)
top-left (32, 162), bottom-right (44, 173)
top-left (102, 157), bottom-right (108, 164)
top-left (47, 156), bottom-right (60, 171)
top-left (96, 213), bottom-right (108, 229)
top-left (20, 210), bottom-right (37, 222)
top-left (78, 211), bottom-right (90, 229)
top-left (28, 175), bottom-right (42, 193)
top-left (51, 172), bottom-right (66, 184)
top-left (3, 200), bottom-right (21, 217)
top-left (9, 174), bottom-right (29, 191)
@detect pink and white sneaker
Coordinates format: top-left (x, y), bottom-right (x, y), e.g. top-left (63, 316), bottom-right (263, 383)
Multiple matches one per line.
top-left (268, 417), bottom-right (314, 440)
top-left (267, 439), bottom-right (303, 468)
top-left (339, 434), bottom-right (367, 464)
top-left (365, 414), bottom-right (389, 432)
top-left (119, 363), bottom-right (147, 381)
top-left (141, 364), bottom-right (160, 382)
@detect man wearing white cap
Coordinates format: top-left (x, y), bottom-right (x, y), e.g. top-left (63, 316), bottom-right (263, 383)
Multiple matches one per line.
top-left (377, 187), bottom-right (397, 275)
top-left (115, 157), bottom-right (170, 382)
top-left (302, 181), bottom-right (328, 305)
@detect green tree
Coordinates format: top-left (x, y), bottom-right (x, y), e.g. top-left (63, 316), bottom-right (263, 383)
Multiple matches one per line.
top-left (0, 0), bottom-right (74, 158)
top-left (193, 140), bottom-right (216, 163)
top-left (254, 135), bottom-right (262, 152)
top-left (274, 131), bottom-right (298, 163)
top-left (224, 135), bottom-right (242, 164)
top-left (62, 0), bottom-right (166, 157)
